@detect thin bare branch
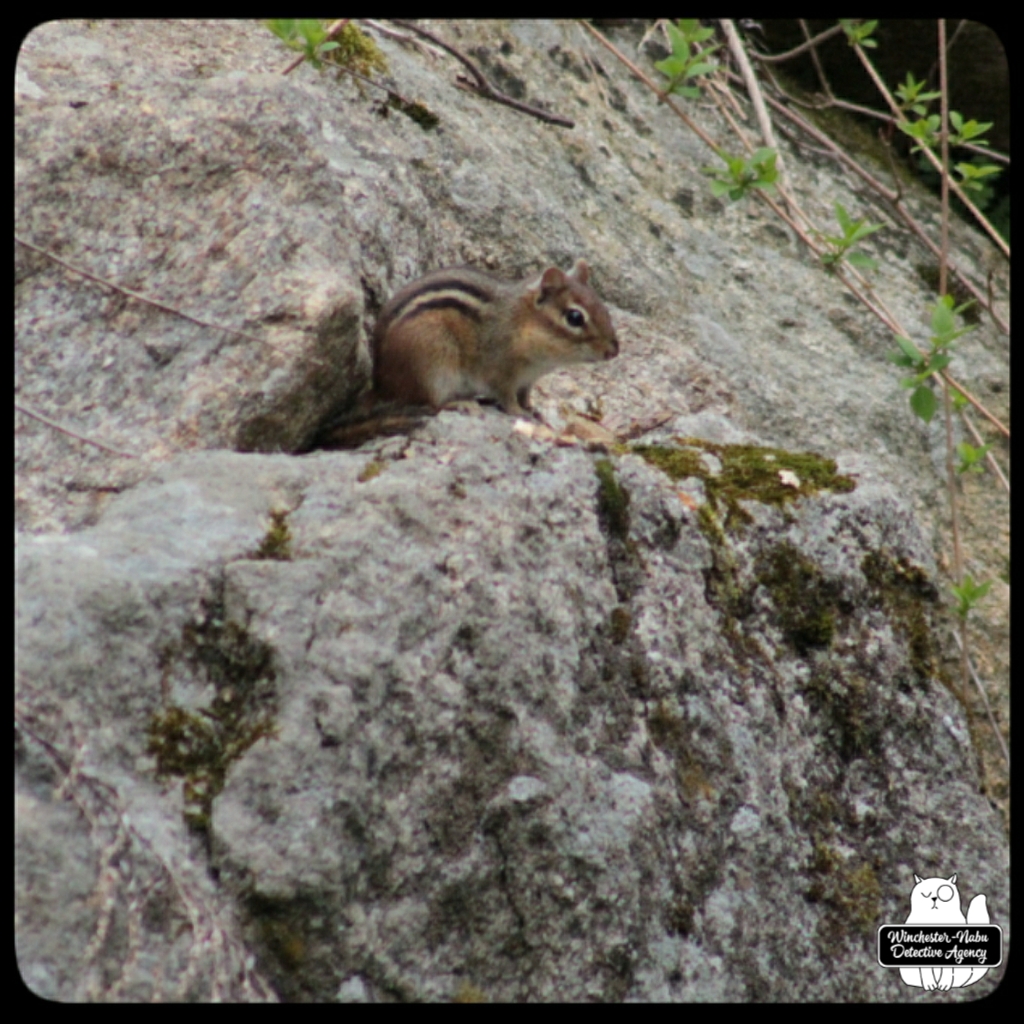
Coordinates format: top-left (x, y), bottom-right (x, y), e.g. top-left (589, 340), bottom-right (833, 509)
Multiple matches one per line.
top-left (750, 23), bottom-right (846, 64)
top-left (961, 411), bottom-right (1008, 492)
top-left (362, 19), bottom-right (445, 55)
top-left (727, 70), bottom-right (1009, 337)
top-left (389, 20), bottom-right (575, 128)
top-left (16, 401), bottom-right (139, 458)
top-left (720, 20), bottom-right (786, 189)
top-left (850, 38), bottom-right (1009, 259)
top-left (282, 18), bottom-right (350, 76)
top-left (579, 20), bottom-right (718, 150)
top-left (938, 19), bottom-right (951, 300)
top-left (950, 629), bottom-right (1009, 767)
top-left (15, 234), bottom-right (275, 349)
top-left (799, 18), bottom-right (836, 101)
top-left (577, 19), bottom-right (1007, 444)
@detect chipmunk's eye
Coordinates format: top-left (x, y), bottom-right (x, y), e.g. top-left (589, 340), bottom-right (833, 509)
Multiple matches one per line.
top-left (564, 308), bottom-right (586, 330)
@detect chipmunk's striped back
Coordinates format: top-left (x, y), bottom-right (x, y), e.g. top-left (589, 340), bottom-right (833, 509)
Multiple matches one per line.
top-left (375, 271), bottom-right (495, 339)
top-left (370, 260), bottom-right (618, 415)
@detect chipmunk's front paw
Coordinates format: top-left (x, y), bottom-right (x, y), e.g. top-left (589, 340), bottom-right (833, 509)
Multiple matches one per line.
top-left (441, 399), bottom-right (486, 417)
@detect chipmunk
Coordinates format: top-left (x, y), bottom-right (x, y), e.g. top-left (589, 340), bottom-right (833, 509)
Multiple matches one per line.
top-left (313, 259), bottom-right (618, 448)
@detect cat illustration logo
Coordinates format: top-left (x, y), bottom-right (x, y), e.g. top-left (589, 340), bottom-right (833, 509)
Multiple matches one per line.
top-left (898, 874), bottom-right (990, 991)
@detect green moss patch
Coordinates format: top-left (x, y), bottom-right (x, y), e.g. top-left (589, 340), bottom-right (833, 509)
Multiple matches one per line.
top-left (633, 439), bottom-right (855, 532)
top-left (148, 599), bottom-right (278, 834)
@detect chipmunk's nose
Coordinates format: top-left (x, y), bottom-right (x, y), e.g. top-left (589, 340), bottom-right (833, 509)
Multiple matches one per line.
top-left (605, 335), bottom-right (619, 359)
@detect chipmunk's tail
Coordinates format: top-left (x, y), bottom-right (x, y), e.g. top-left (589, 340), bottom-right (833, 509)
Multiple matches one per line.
top-left (306, 401), bottom-right (434, 450)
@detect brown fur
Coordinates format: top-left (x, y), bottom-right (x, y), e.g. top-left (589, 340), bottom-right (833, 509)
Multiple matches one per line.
top-left (312, 260), bottom-right (617, 448)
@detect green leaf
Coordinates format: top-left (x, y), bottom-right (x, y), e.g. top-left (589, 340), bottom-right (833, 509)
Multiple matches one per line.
top-left (655, 56), bottom-right (687, 78)
top-left (898, 116), bottom-right (940, 150)
top-left (834, 202), bottom-right (853, 235)
top-left (894, 335), bottom-right (922, 362)
top-left (957, 162), bottom-right (1000, 182)
top-left (266, 19), bottom-right (296, 42)
top-left (955, 117), bottom-right (994, 142)
top-left (846, 251), bottom-right (878, 271)
top-left (841, 19), bottom-right (878, 45)
top-left (854, 219), bottom-right (884, 243)
top-left (956, 441), bottom-right (993, 473)
top-left (930, 299), bottom-right (956, 337)
top-left (951, 575), bottom-right (993, 617)
top-left (724, 154), bottom-right (745, 176)
top-left (895, 72), bottom-right (941, 110)
top-left (665, 21), bottom-right (690, 57)
top-left (687, 61), bottom-right (717, 79)
top-left (910, 385), bottom-right (936, 422)
top-left (297, 19), bottom-right (325, 45)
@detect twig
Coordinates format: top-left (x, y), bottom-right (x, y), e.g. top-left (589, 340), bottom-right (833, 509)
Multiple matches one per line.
top-left (960, 410), bottom-right (1008, 492)
top-left (774, 85), bottom-right (1008, 166)
top-left (936, 24), bottom-right (975, 718)
top-left (388, 20), bottom-right (575, 128)
top-left (579, 23), bottom-right (1010, 443)
top-left (15, 234), bottom-right (274, 350)
top-left (579, 20), bottom-right (717, 150)
top-left (726, 68), bottom-right (1010, 337)
top-left (950, 629), bottom-right (1009, 767)
top-left (279, 21), bottom-right (429, 115)
top-left (938, 372), bottom-right (1007, 441)
top-left (282, 18), bottom-right (350, 76)
top-left (16, 401), bottom-right (139, 458)
top-left (849, 37), bottom-right (1009, 260)
top-left (337, 62), bottom-right (423, 111)
top-left (938, 19), bottom-right (951, 301)
top-left (720, 20), bottom-right (786, 189)
top-left (362, 18), bottom-right (444, 55)
top-left (750, 23), bottom-right (846, 64)
top-left (574, 23), bottom-right (611, 110)
top-left (799, 18), bottom-right (836, 102)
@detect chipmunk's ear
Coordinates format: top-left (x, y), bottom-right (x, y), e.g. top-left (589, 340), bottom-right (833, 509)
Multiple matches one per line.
top-left (568, 258), bottom-right (590, 285)
top-left (536, 265), bottom-right (567, 299)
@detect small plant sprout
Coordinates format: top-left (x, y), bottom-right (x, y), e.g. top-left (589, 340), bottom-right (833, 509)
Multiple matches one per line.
top-left (894, 72), bottom-right (941, 117)
top-left (819, 202), bottom-right (884, 271)
top-left (947, 110), bottom-right (995, 146)
top-left (705, 147), bottom-right (778, 201)
top-left (887, 295), bottom-right (975, 423)
top-left (266, 20), bottom-right (341, 69)
top-left (840, 19), bottom-right (878, 48)
top-left (899, 114), bottom-right (941, 153)
top-left (953, 159), bottom-right (1002, 196)
top-left (900, 112), bottom-right (994, 152)
top-left (951, 575), bottom-right (992, 622)
top-left (955, 441), bottom-right (993, 475)
top-left (654, 20), bottom-right (721, 99)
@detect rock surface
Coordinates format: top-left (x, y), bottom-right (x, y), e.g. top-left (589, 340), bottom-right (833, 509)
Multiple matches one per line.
top-left (16, 434), bottom-right (1007, 1000)
top-left (16, 20), bottom-right (1007, 1001)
